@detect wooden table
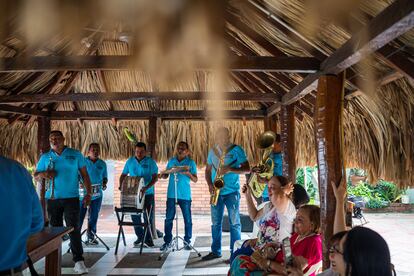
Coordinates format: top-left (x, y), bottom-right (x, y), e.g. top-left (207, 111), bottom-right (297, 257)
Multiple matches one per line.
top-left (26, 227), bottom-right (73, 276)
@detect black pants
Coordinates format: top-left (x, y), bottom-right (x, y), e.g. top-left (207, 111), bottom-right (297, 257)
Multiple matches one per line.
top-left (47, 198), bottom-right (84, 262)
top-left (131, 194), bottom-right (154, 242)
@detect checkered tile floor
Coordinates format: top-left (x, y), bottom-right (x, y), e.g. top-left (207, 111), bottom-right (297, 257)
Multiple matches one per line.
top-left (23, 232), bottom-right (250, 276)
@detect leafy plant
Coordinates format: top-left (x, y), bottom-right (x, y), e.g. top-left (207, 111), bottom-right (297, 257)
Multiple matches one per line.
top-left (375, 180), bottom-right (401, 202)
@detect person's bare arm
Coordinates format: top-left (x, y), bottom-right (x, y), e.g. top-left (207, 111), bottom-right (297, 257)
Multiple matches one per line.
top-left (143, 173), bottom-right (158, 191)
top-left (182, 171), bottom-right (198, 183)
top-left (244, 183), bottom-right (264, 221)
top-left (205, 164), bottom-right (213, 194)
top-left (332, 179), bottom-right (347, 234)
top-left (79, 167), bottom-right (92, 206)
top-left (34, 170), bottom-right (56, 182)
top-left (222, 161), bottom-right (250, 175)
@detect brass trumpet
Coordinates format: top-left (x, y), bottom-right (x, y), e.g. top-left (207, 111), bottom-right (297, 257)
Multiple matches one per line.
top-left (248, 131), bottom-right (276, 198)
top-left (210, 151), bottom-right (226, 206)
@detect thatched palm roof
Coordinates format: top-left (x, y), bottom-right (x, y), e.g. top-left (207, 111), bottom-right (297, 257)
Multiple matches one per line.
top-left (0, 0), bottom-right (413, 186)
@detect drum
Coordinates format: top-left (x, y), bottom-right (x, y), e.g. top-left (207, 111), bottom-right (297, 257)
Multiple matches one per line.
top-left (120, 176), bottom-right (146, 209)
top-left (79, 184), bottom-right (101, 198)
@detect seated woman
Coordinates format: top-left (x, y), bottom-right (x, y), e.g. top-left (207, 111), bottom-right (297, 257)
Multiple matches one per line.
top-left (229, 205), bottom-right (322, 276)
top-left (286, 181), bottom-right (395, 276)
top-left (230, 176), bottom-right (296, 263)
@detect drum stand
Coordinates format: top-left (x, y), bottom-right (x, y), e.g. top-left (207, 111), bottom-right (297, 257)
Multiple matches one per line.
top-left (81, 228), bottom-right (110, 250)
top-left (158, 172), bottom-right (201, 260)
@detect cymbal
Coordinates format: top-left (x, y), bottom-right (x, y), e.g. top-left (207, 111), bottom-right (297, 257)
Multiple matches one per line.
top-left (160, 166), bottom-right (190, 175)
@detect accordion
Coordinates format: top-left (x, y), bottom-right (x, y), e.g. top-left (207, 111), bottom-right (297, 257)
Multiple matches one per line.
top-left (120, 176), bottom-right (146, 209)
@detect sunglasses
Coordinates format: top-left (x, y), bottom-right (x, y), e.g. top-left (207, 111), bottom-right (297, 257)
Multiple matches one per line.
top-left (329, 245), bottom-right (343, 255)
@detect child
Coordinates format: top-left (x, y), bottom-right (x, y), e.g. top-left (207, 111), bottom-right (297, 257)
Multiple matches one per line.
top-left (229, 205), bottom-right (322, 276)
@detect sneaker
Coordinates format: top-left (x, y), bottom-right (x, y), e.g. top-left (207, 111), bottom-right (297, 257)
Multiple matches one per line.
top-left (184, 244), bottom-right (192, 250)
top-left (133, 239), bottom-right (143, 247)
top-left (202, 252), bottom-right (222, 261)
top-left (74, 261), bottom-right (88, 274)
top-left (160, 242), bottom-right (171, 251)
top-left (87, 238), bottom-right (98, 245)
top-left (145, 240), bottom-right (155, 247)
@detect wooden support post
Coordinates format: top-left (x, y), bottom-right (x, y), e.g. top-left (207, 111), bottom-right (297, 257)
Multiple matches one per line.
top-left (314, 72), bottom-right (345, 269)
top-left (37, 117), bottom-right (51, 225)
top-left (147, 116), bottom-right (158, 237)
top-left (280, 104), bottom-right (296, 182)
top-left (148, 117), bottom-right (157, 160)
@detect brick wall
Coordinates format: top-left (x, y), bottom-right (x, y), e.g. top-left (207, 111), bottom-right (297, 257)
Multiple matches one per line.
top-left (113, 161), bottom-right (249, 215)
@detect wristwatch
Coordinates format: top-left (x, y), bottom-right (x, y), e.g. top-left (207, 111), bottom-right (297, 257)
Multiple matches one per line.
top-left (266, 259), bottom-right (272, 272)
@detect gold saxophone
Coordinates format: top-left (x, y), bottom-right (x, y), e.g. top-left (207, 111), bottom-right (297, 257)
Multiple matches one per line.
top-left (210, 150), bottom-right (226, 206)
top-left (248, 131), bottom-right (276, 198)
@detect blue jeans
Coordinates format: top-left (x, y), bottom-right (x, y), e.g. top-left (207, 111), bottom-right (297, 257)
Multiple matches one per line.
top-left (230, 240), bottom-right (254, 263)
top-left (164, 198), bottom-right (192, 244)
top-left (131, 194), bottom-right (154, 242)
top-left (79, 196), bottom-right (103, 239)
top-left (211, 191), bottom-right (241, 255)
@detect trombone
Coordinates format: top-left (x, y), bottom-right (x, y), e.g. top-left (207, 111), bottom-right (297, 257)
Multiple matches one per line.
top-left (248, 131), bottom-right (276, 198)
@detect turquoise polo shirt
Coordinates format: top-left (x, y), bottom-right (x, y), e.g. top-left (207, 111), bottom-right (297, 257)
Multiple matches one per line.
top-left (36, 147), bottom-right (86, 199)
top-left (81, 158), bottom-right (107, 200)
top-left (0, 156), bottom-right (44, 271)
top-left (166, 156), bottom-right (197, 200)
top-left (122, 156), bottom-right (158, 195)
top-left (207, 144), bottom-right (247, 195)
top-left (262, 152), bottom-right (283, 198)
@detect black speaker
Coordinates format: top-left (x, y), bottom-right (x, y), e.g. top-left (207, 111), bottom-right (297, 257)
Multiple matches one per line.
top-left (222, 213), bottom-right (254, 232)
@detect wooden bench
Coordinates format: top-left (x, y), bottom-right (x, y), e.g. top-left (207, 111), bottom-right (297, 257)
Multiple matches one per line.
top-left (26, 227), bottom-right (73, 276)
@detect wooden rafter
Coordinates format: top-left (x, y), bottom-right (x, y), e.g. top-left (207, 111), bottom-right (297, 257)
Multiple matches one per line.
top-left (0, 55), bottom-right (320, 73)
top-left (282, 0), bottom-right (414, 105)
top-left (0, 91), bottom-right (280, 104)
top-left (0, 107), bottom-right (266, 120)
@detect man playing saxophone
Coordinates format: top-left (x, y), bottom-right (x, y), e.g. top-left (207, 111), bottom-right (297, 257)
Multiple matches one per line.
top-left (203, 127), bottom-right (250, 262)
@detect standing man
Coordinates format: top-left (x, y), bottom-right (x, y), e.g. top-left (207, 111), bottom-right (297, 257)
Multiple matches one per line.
top-left (202, 127), bottom-right (250, 261)
top-left (119, 142), bottom-right (158, 247)
top-left (34, 130), bottom-right (92, 275)
top-left (260, 133), bottom-right (283, 202)
top-left (160, 141), bottom-right (198, 251)
top-left (0, 156), bottom-right (44, 275)
top-left (79, 143), bottom-right (108, 244)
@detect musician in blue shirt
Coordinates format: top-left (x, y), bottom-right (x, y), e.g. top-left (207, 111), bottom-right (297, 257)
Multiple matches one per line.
top-left (34, 130), bottom-right (92, 274)
top-left (0, 156), bottom-right (44, 274)
top-left (260, 133), bottom-right (283, 202)
top-left (119, 142), bottom-right (158, 247)
top-left (160, 141), bottom-right (198, 251)
top-left (202, 127), bottom-right (250, 261)
top-left (79, 143), bottom-right (108, 245)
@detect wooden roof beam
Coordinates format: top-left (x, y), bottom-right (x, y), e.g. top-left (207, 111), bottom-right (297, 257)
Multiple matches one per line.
top-left (0, 55), bottom-right (320, 73)
top-left (0, 91), bottom-right (280, 104)
top-left (282, 0), bottom-right (414, 105)
top-left (49, 110), bottom-right (266, 120)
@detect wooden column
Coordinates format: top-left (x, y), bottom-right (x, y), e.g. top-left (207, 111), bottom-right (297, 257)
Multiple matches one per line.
top-left (147, 116), bottom-right (158, 237)
top-left (280, 104), bottom-right (296, 182)
top-left (37, 117), bottom-right (51, 158)
top-left (148, 117), bottom-right (157, 160)
top-left (37, 117), bottom-right (51, 226)
top-left (314, 72), bottom-right (345, 268)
